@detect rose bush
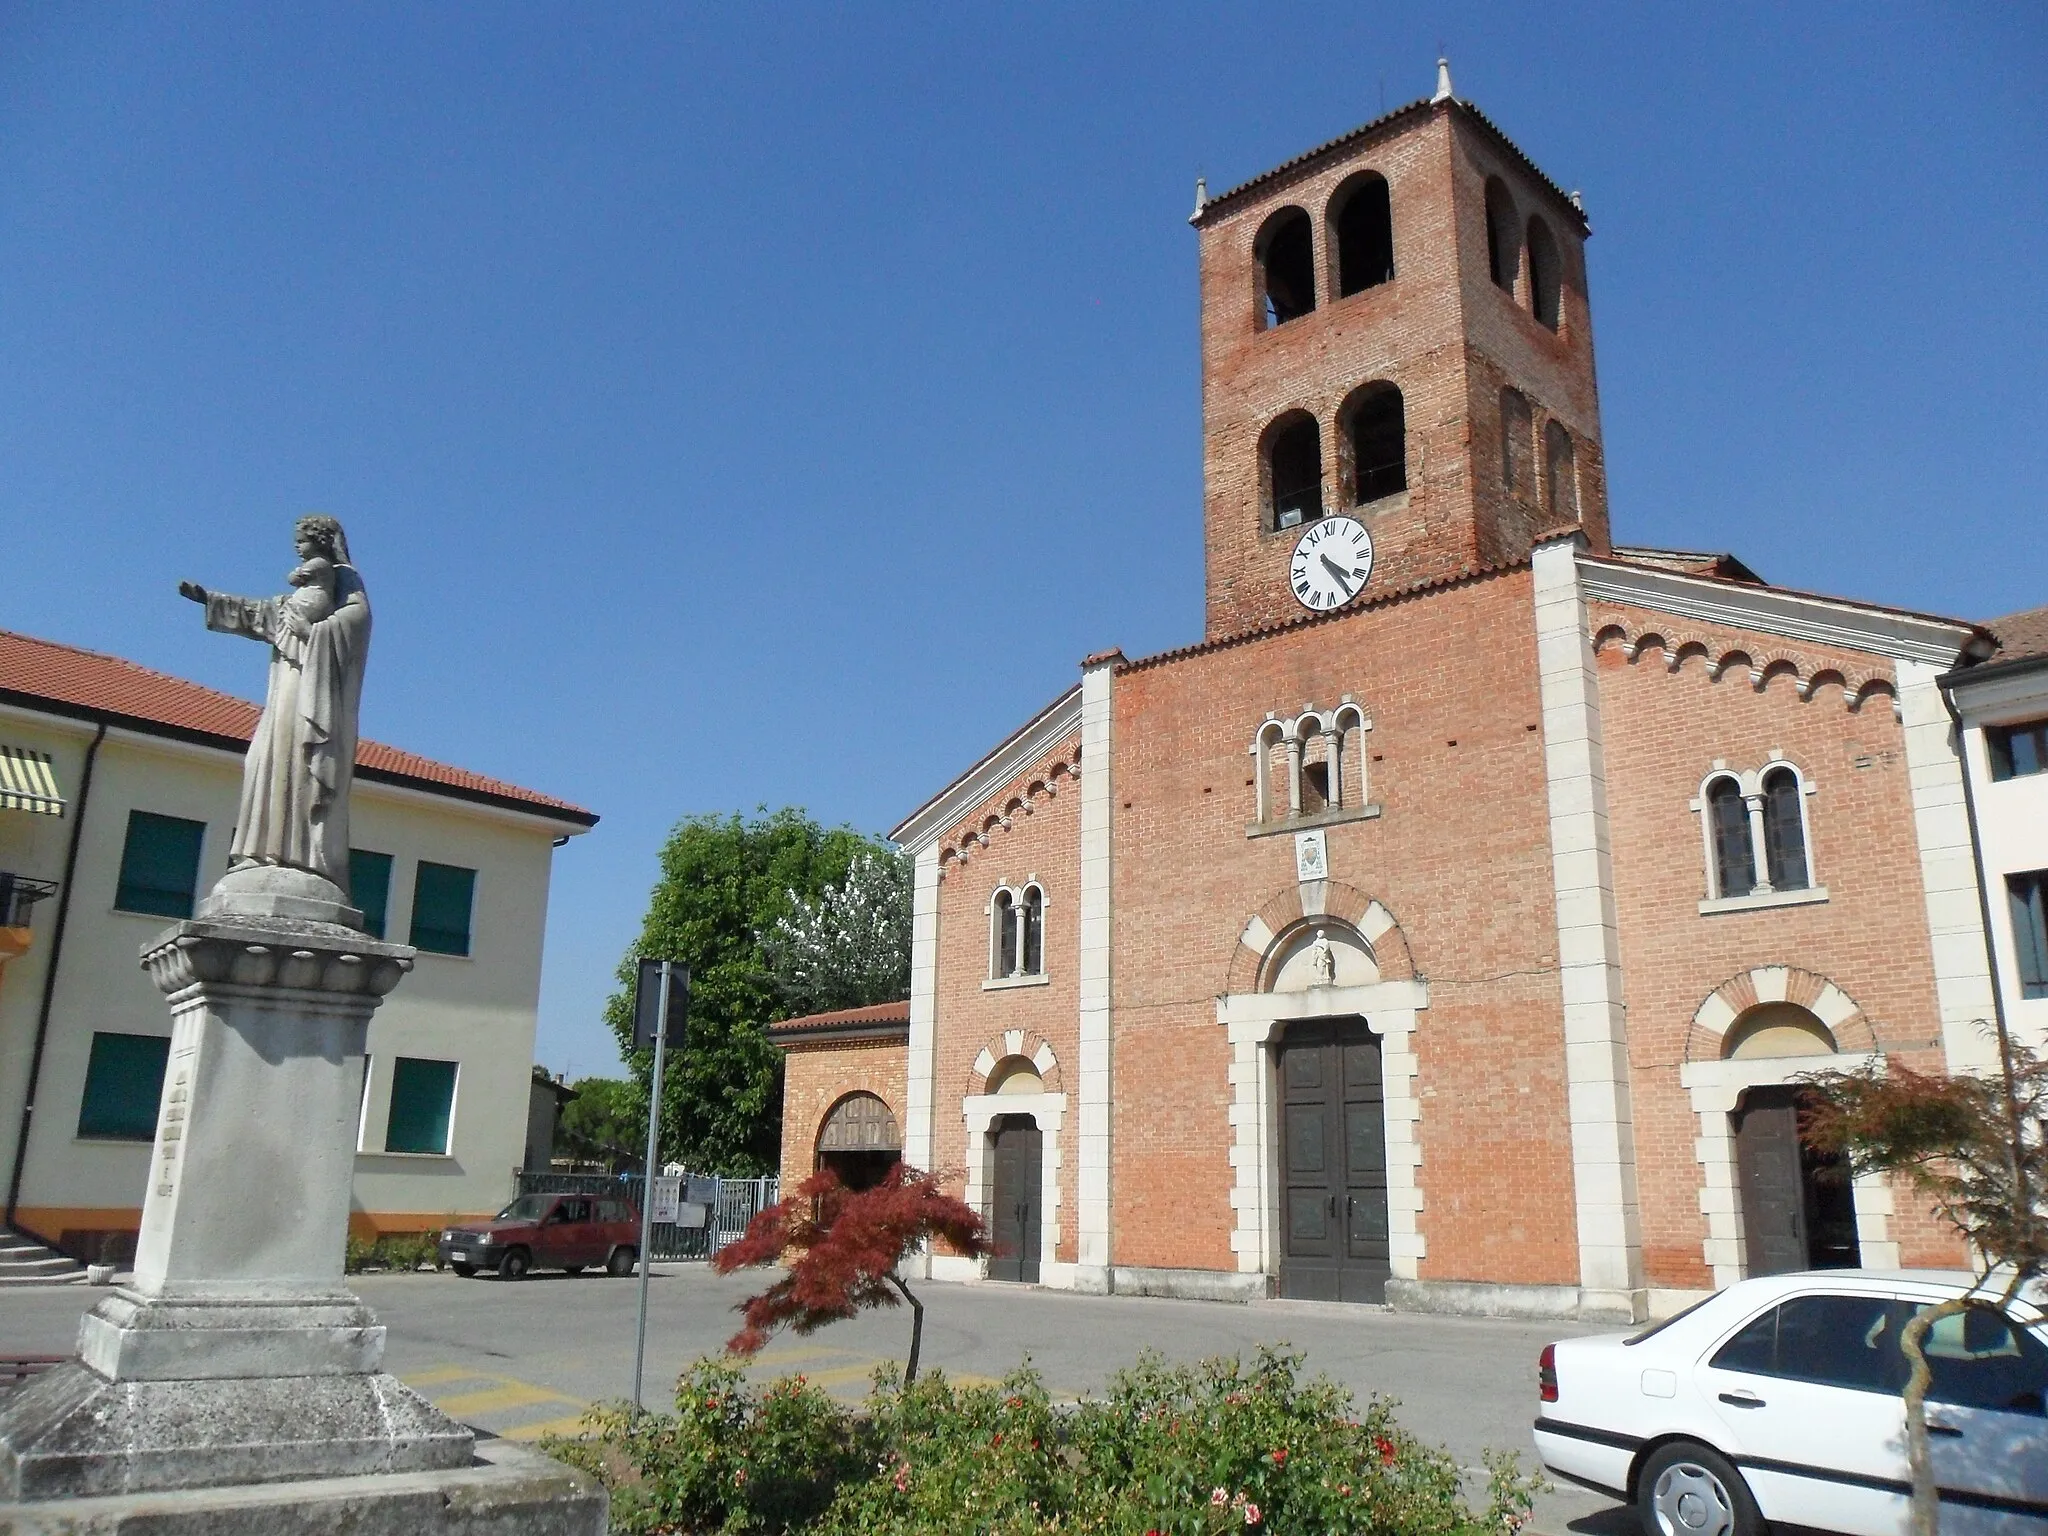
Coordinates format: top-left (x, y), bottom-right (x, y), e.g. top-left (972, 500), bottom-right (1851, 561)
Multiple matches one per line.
top-left (547, 1346), bottom-right (1540, 1536)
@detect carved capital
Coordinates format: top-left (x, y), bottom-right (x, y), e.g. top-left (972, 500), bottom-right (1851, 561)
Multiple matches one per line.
top-left (141, 918), bottom-right (415, 1001)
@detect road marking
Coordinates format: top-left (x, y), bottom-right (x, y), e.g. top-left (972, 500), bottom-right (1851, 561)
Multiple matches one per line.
top-left (749, 1344), bottom-right (853, 1367)
top-left (504, 1412), bottom-right (596, 1442)
top-left (435, 1380), bottom-right (578, 1417)
top-left (399, 1364), bottom-right (489, 1388)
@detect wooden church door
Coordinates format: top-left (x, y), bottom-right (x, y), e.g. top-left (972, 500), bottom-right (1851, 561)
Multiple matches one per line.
top-left (1276, 1019), bottom-right (1391, 1302)
top-left (988, 1115), bottom-right (1042, 1283)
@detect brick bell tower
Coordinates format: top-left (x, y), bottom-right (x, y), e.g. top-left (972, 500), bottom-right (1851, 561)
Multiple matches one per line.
top-left (1191, 61), bottom-right (1612, 641)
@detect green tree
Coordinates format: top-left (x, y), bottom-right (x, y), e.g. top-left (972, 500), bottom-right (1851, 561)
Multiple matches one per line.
top-left (1802, 1026), bottom-right (2048, 1536)
top-left (605, 808), bottom-right (888, 1175)
top-left (555, 1076), bottom-right (644, 1167)
top-left (760, 847), bottom-right (912, 1016)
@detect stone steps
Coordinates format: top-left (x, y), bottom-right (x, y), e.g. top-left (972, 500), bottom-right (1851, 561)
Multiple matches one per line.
top-left (0, 1233), bottom-right (87, 1285)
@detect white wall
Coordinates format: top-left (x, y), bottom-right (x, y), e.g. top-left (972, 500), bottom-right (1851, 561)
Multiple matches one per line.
top-left (0, 701), bottom-right (583, 1240)
top-left (1952, 669), bottom-right (2048, 1054)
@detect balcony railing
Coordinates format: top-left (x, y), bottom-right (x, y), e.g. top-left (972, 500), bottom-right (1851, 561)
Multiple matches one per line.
top-left (0, 875), bottom-right (57, 929)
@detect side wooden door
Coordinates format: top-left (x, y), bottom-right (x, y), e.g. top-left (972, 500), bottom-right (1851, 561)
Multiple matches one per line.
top-left (988, 1115), bottom-right (1043, 1284)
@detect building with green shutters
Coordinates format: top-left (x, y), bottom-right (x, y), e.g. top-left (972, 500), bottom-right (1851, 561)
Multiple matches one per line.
top-left (0, 628), bottom-right (597, 1262)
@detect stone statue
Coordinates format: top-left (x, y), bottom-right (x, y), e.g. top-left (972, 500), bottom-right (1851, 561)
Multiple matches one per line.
top-left (1307, 927), bottom-right (1335, 986)
top-left (179, 515), bottom-right (369, 895)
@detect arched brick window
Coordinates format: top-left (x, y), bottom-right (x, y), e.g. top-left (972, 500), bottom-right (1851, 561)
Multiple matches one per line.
top-left (1526, 215), bottom-right (1562, 329)
top-left (1264, 410), bottom-right (1323, 531)
top-left (1500, 388), bottom-right (1534, 501)
top-left (1329, 173), bottom-right (1393, 297)
top-left (1761, 766), bottom-right (1811, 892)
top-left (1484, 177), bottom-right (1519, 293)
top-left (1707, 776), bottom-right (1756, 899)
top-left (1019, 884), bottom-right (1045, 975)
top-left (1343, 382), bottom-right (1406, 505)
top-left (1543, 420), bottom-right (1576, 518)
top-left (991, 888), bottom-right (1017, 979)
top-left (1256, 207), bottom-right (1316, 329)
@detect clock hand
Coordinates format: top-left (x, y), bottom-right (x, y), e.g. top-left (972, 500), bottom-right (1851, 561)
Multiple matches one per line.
top-left (1319, 554), bottom-right (1356, 595)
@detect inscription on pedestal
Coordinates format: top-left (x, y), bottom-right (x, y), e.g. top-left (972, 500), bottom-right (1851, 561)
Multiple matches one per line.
top-left (155, 1064), bottom-right (190, 1198)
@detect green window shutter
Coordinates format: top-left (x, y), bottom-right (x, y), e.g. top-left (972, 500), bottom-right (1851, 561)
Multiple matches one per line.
top-left (115, 811), bottom-right (206, 918)
top-left (409, 862), bottom-right (475, 956)
top-left (348, 850), bottom-right (394, 940)
top-left (385, 1057), bottom-right (458, 1154)
top-left (78, 1032), bottom-right (171, 1140)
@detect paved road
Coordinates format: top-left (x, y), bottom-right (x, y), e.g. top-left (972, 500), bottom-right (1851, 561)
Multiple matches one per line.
top-left (0, 1268), bottom-right (1637, 1532)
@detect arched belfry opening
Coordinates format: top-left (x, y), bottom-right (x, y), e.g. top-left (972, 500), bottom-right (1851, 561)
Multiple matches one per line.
top-left (1256, 207), bottom-right (1316, 328)
top-left (1329, 173), bottom-right (1393, 297)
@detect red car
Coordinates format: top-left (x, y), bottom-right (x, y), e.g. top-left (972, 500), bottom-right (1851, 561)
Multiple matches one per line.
top-left (437, 1193), bottom-right (639, 1279)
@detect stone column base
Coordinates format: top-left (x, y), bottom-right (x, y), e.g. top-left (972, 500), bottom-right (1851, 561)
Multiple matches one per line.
top-left (0, 1436), bottom-right (602, 1535)
top-left (0, 1362), bottom-right (473, 1501)
top-left (78, 1288), bottom-right (385, 1381)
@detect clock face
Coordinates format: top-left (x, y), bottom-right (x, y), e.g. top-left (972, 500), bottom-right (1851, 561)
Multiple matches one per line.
top-left (1288, 516), bottom-right (1374, 612)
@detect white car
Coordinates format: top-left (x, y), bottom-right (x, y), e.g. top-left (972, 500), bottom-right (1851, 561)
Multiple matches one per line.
top-left (1533, 1270), bottom-right (2048, 1536)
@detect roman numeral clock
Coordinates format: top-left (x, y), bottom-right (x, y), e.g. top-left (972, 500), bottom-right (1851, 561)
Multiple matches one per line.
top-left (1288, 515), bottom-right (1374, 612)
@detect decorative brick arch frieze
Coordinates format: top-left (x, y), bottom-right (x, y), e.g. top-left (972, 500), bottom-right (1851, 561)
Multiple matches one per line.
top-left (1223, 881), bottom-right (1415, 995)
top-left (1684, 965), bottom-right (1879, 1062)
top-left (963, 1029), bottom-right (1063, 1096)
top-left (1678, 964), bottom-right (1899, 1285)
top-left (1590, 614), bottom-right (1899, 718)
top-left (937, 747), bottom-right (1081, 875)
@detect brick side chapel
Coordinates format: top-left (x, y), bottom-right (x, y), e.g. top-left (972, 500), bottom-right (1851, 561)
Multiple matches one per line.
top-left (774, 66), bottom-right (2018, 1321)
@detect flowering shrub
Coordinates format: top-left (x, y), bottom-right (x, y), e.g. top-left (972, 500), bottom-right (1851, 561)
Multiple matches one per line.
top-left (550, 1345), bottom-right (1540, 1536)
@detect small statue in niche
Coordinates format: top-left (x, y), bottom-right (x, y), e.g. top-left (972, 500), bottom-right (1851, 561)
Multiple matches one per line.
top-left (1306, 927), bottom-right (1335, 986)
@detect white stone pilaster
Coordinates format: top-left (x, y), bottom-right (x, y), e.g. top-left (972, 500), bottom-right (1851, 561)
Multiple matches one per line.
top-left (1896, 659), bottom-right (2000, 1070)
top-left (1076, 659), bottom-right (1115, 1279)
top-left (905, 846), bottom-right (940, 1176)
top-left (1533, 537), bottom-right (1645, 1311)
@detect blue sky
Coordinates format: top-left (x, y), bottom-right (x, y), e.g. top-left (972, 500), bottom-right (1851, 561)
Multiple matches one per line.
top-left (3, 5), bottom-right (2043, 1080)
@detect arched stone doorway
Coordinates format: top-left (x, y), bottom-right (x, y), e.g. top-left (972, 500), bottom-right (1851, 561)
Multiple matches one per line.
top-left (1679, 970), bottom-right (1897, 1285)
top-left (1724, 1003), bottom-right (1858, 1275)
top-left (815, 1092), bottom-right (901, 1191)
top-left (987, 1110), bottom-right (1043, 1284)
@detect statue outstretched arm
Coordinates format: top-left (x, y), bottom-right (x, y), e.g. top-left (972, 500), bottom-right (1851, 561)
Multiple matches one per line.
top-left (188, 584), bottom-right (277, 644)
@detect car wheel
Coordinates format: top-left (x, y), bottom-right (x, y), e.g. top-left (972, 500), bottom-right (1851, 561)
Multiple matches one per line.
top-left (606, 1246), bottom-right (636, 1277)
top-left (450, 1261), bottom-right (476, 1278)
top-left (563, 1264), bottom-right (585, 1275)
top-left (1636, 1441), bottom-right (1762, 1536)
top-left (499, 1247), bottom-right (531, 1280)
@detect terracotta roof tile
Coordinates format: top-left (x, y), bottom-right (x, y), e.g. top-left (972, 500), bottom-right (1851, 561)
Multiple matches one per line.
top-left (0, 628), bottom-right (596, 826)
top-left (769, 999), bottom-right (910, 1034)
top-left (1987, 605), bottom-right (2048, 664)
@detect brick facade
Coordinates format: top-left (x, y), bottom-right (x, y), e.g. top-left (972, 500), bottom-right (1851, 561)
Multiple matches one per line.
top-left (778, 81), bottom-right (2001, 1320)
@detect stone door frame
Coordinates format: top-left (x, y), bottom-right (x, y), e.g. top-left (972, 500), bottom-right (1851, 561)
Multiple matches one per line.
top-left (932, 1090), bottom-right (1069, 1288)
top-left (1216, 977), bottom-right (1429, 1284)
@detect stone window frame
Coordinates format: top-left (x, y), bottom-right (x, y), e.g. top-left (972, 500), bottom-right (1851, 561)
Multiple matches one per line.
top-left (985, 880), bottom-right (1051, 989)
top-left (1691, 755), bottom-right (1829, 915)
top-left (1248, 703), bottom-right (1378, 835)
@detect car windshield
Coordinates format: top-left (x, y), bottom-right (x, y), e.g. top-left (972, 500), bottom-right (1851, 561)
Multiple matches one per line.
top-left (493, 1195), bottom-right (554, 1222)
top-left (1624, 1293), bottom-right (1718, 1346)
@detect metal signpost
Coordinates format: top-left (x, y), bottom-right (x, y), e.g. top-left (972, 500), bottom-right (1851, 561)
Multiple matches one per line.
top-left (630, 957), bottom-right (688, 1412)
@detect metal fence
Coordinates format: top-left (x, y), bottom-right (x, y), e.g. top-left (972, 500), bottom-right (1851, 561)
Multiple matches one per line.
top-left (510, 1170), bottom-right (779, 1262)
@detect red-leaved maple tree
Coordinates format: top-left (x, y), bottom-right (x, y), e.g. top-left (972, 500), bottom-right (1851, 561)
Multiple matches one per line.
top-left (710, 1163), bottom-right (989, 1383)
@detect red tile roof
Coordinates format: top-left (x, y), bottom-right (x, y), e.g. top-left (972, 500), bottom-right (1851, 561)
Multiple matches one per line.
top-left (0, 629), bottom-right (596, 826)
top-left (1987, 605), bottom-right (2048, 665)
top-left (769, 999), bottom-right (911, 1038)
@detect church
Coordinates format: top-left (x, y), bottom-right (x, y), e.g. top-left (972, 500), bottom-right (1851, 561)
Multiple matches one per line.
top-left (773, 67), bottom-right (2019, 1322)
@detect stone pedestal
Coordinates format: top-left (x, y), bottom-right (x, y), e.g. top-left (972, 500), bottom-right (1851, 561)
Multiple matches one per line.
top-left (0, 880), bottom-right (478, 1500)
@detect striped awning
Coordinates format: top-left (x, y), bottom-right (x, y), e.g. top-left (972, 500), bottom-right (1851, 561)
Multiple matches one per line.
top-left (0, 746), bottom-right (64, 817)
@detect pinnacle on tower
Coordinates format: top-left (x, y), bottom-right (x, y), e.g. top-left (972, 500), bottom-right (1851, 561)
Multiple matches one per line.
top-left (1432, 56), bottom-right (1454, 104)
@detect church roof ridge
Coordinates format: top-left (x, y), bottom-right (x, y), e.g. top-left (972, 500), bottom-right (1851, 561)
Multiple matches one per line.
top-left (1117, 558), bottom-right (1530, 676)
